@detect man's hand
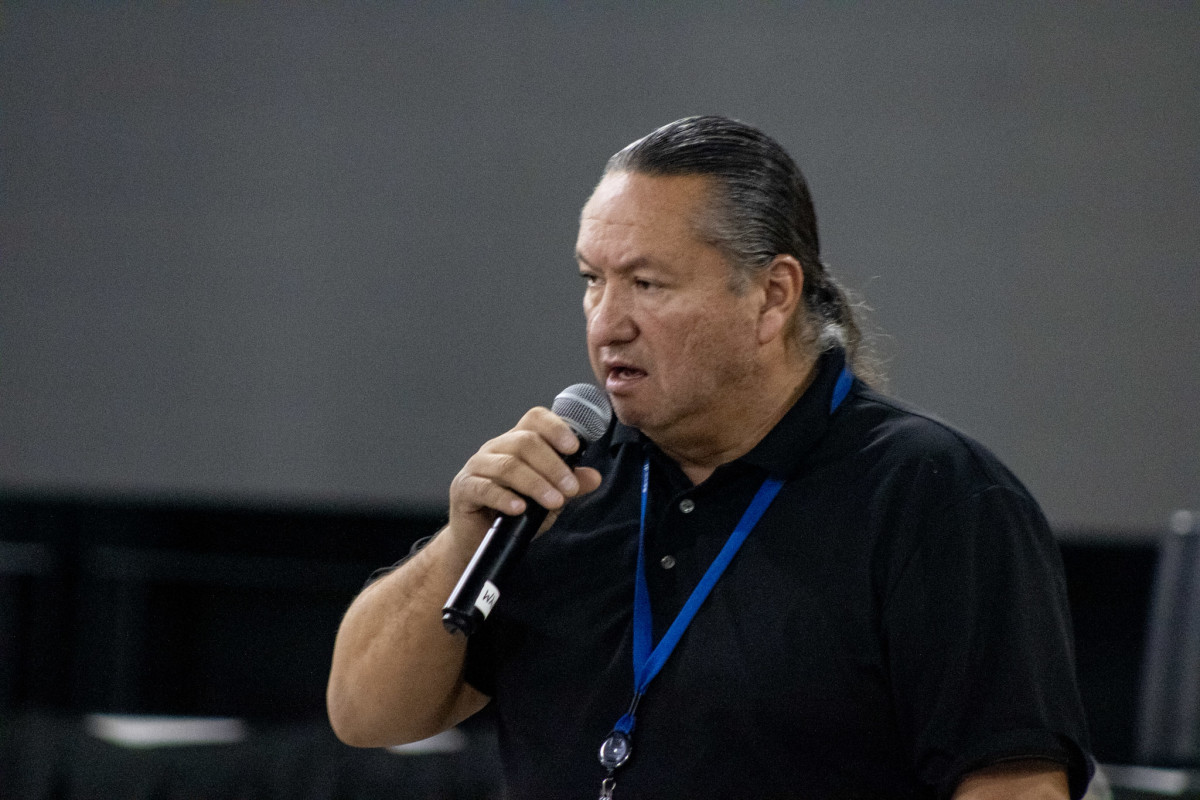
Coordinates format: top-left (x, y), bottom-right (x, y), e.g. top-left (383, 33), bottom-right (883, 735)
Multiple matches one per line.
top-left (328, 407), bottom-right (602, 748)
top-left (448, 406), bottom-right (603, 548)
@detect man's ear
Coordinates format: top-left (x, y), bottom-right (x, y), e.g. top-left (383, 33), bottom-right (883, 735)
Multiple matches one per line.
top-left (756, 254), bottom-right (804, 345)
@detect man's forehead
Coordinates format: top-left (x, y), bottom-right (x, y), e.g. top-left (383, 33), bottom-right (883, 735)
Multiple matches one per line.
top-left (578, 171), bottom-right (716, 241)
top-left (583, 170), bottom-right (713, 211)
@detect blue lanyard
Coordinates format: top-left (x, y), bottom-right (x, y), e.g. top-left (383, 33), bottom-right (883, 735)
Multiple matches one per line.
top-left (611, 462), bottom-right (781, 735)
top-left (612, 364), bottom-right (854, 737)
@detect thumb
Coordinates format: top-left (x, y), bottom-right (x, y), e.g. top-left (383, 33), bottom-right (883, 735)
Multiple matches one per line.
top-left (574, 466), bottom-right (603, 496)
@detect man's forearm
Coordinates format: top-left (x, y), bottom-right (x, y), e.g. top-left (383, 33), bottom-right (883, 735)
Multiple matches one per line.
top-left (326, 528), bottom-right (489, 747)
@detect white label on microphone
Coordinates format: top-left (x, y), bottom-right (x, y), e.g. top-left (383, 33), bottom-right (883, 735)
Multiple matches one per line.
top-left (475, 581), bottom-right (501, 617)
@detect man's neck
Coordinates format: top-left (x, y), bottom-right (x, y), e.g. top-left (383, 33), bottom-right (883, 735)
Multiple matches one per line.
top-left (657, 350), bottom-right (820, 486)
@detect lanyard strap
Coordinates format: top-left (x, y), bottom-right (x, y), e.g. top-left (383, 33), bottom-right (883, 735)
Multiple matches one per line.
top-left (613, 463), bottom-right (782, 735)
top-left (614, 364), bottom-right (853, 736)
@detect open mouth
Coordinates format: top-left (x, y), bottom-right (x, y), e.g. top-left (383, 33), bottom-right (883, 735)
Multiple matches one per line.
top-left (606, 364), bottom-right (647, 391)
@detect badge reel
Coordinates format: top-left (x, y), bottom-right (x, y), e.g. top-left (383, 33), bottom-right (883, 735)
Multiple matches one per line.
top-left (597, 730), bottom-right (632, 798)
top-left (599, 729), bottom-right (631, 770)
top-left (588, 372), bottom-right (850, 800)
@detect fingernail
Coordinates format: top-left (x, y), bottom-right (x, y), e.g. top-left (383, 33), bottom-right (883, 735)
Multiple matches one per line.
top-left (560, 475), bottom-right (579, 494)
top-left (541, 489), bottom-right (563, 508)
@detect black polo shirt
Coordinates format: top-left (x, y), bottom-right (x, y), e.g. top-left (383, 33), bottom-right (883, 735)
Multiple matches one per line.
top-left (464, 348), bottom-right (1092, 800)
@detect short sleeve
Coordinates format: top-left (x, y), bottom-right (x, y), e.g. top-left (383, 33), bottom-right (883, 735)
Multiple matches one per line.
top-left (882, 484), bottom-right (1093, 799)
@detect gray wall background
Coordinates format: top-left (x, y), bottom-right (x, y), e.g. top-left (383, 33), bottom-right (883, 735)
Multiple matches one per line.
top-left (2, 3), bottom-right (1197, 533)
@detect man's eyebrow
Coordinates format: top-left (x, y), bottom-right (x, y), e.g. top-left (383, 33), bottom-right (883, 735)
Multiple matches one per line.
top-left (575, 252), bottom-right (650, 273)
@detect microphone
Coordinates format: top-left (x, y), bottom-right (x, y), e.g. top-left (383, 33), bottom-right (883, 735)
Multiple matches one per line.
top-left (442, 383), bottom-right (612, 636)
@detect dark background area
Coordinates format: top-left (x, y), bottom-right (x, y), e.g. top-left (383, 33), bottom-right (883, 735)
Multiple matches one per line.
top-left (0, 492), bottom-right (1163, 767)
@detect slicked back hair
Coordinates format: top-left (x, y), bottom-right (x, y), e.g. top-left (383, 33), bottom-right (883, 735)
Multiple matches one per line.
top-left (606, 115), bottom-right (879, 385)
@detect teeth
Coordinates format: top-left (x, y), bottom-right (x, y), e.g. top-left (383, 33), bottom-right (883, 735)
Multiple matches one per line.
top-left (607, 364), bottom-right (644, 380)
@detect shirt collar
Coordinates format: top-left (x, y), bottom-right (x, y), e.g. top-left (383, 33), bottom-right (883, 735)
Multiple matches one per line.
top-left (609, 347), bottom-right (851, 479)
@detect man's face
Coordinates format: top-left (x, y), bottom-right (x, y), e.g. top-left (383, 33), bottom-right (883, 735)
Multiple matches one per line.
top-left (576, 171), bottom-right (765, 447)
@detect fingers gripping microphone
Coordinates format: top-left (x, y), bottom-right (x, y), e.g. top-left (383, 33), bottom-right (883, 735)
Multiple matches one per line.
top-left (442, 384), bottom-right (612, 636)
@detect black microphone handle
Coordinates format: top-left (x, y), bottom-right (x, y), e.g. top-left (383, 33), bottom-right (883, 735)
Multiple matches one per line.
top-left (441, 444), bottom-right (583, 636)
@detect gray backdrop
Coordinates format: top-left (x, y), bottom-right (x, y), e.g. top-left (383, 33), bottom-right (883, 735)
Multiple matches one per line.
top-left (2, 4), bottom-right (1197, 533)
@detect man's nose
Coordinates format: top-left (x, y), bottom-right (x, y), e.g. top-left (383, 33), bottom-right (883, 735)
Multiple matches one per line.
top-left (587, 284), bottom-right (636, 345)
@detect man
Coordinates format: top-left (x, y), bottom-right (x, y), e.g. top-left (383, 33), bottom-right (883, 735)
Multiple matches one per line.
top-left (327, 116), bottom-right (1093, 799)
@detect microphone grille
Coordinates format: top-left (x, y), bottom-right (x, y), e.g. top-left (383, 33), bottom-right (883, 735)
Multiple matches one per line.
top-left (552, 383), bottom-right (613, 443)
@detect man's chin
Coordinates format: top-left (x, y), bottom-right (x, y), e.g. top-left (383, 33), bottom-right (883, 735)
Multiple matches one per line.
top-left (609, 398), bottom-right (650, 430)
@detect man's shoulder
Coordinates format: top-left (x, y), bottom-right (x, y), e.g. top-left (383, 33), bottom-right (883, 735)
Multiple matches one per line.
top-left (832, 388), bottom-right (1057, 577)
top-left (834, 386), bottom-right (1032, 500)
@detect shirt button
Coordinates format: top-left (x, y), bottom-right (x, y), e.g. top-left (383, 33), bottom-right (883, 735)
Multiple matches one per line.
top-left (660, 555), bottom-right (677, 570)
top-left (679, 499), bottom-right (695, 514)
